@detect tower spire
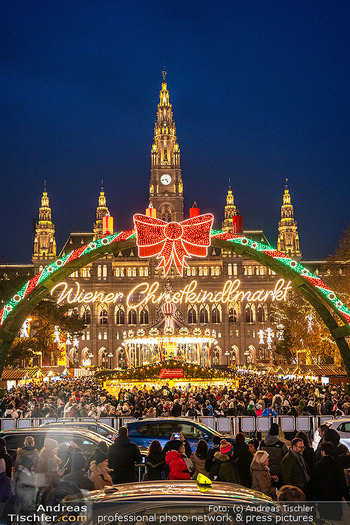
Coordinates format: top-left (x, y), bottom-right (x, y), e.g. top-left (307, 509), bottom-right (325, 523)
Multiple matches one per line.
top-left (32, 184), bottom-right (56, 264)
top-left (277, 182), bottom-right (301, 259)
top-left (222, 183), bottom-right (238, 232)
top-left (93, 183), bottom-right (110, 239)
top-left (149, 70), bottom-right (183, 222)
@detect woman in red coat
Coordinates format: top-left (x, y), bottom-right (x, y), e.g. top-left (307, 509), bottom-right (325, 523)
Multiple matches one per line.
top-left (165, 440), bottom-right (191, 480)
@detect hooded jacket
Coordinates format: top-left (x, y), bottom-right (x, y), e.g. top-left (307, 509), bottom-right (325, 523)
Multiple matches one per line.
top-left (165, 450), bottom-right (191, 480)
top-left (108, 435), bottom-right (142, 484)
top-left (210, 452), bottom-right (239, 483)
top-left (259, 435), bottom-right (288, 477)
top-left (250, 461), bottom-right (275, 497)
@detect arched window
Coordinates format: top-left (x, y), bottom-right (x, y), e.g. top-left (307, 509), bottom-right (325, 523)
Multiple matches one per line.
top-left (100, 348), bottom-right (108, 367)
top-left (211, 307), bottom-right (220, 324)
top-left (115, 307), bottom-right (125, 325)
top-left (128, 309), bottom-right (137, 325)
top-left (127, 268), bottom-right (132, 277)
top-left (81, 267), bottom-right (90, 277)
top-left (140, 308), bottom-right (149, 325)
top-left (199, 267), bottom-right (203, 276)
top-left (245, 304), bottom-right (254, 323)
top-left (97, 265), bottom-right (102, 278)
top-left (203, 266), bottom-right (208, 276)
top-left (199, 307), bottom-right (208, 324)
top-left (187, 268), bottom-right (191, 276)
top-left (228, 263), bottom-right (232, 276)
top-left (99, 304), bottom-right (108, 325)
top-left (228, 307), bottom-right (237, 324)
top-left (132, 267), bottom-right (137, 277)
top-left (144, 267), bottom-right (149, 277)
top-left (256, 304), bottom-right (265, 323)
top-left (102, 265), bottom-right (107, 278)
top-left (192, 267), bottom-right (196, 276)
top-left (139, 267), bottom-right (144, 277)
top-left (188, 307), bottom-right (197, 324)
top-left (81, 306), bottom-right (91, 324)
top-left (233, 263), bottom-right (238, 276)
top-left (215, 266), bottom-right (220, 276)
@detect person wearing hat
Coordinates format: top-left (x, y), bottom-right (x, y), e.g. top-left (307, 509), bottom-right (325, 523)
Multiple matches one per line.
top-left (259, 423), bottom-right (288, 487)
top-left (209, 440), bottom-right (239, 483)
top-left (36, 438), bottom-right (63, 486)
top-left (165, 440), bottom-right (191, 480)
top-left (250, 450), bottom-right (277, 497)
top-left (89, 450), bottom-right (113, 490)
top-left (62, 452), bottom-right (94, 491)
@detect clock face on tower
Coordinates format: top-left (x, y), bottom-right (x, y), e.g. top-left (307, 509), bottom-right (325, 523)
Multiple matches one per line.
top-left (160, 174), bottom-right (172, 185)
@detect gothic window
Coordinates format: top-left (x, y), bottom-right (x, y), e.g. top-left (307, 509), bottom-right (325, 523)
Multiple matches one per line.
top-left (115, 307), bottom-right (125, 325)
top-left (211, 307), bottom-right (220, 324)
top-left (187, 268), bottom-right (191, 276)
top-left (99, 304), bottom-right (108, 325)
top-left (210, 267), bottom-right (214, 276)
top-left (233, 263), bottom-right (238, 276)
top-left (199, 307), bottom-right (208, 324)
top-left (132, 267), bottom-right (137, 277)
top-left (102, 265), bottom-right (107, 278)
top-left (188, 307), bottom-right (197, 324)
top-left (140, 308), bottom-right (149, 325)
top-left (199, 267), bottom-right (203, 276)
top-left (228, 306), bottom-right (237, 324)
top-left (160, 205), bottom-right (173, 222)
top-left (97, 265), bottom-right (102, 278)
top-left (245, 304), bottom-right (254, 323)
top-left (228, 264), bottom-right (232, 276)
top-left (81, 306), bottom-right (91, 325)
top-left (128, 309), bottom-right (137, 325)
top-left (256, 304), bottom-right (265, 323)
top-left (127, 268), bottom-right (132, 277)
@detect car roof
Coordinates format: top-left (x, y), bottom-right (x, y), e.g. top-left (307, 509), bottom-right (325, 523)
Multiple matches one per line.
top-left (0, 427), bottom-right (111, 442)
top-left (76, 480), bottom-right (272, 503)
top-left (42, 421), bottom-right (116, 430)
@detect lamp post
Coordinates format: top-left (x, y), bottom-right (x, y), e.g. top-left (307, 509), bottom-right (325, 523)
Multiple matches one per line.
top-left (108, 352), bottom-right (113, 369)
top-left (224, 350), bottom-right (230, 366)
top-left (244, 349), bottom-right (250, 365)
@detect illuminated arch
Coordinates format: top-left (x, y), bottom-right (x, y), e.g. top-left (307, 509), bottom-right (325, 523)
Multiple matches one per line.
top-left (0, 226), bottom-right (350, 381)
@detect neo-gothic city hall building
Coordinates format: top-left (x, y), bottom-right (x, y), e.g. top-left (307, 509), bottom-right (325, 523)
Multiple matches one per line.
top-left (3, 72), bottom-right (310, 370)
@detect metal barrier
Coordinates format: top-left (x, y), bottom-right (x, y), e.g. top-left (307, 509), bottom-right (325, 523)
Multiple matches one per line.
top-left (0, 414), bottom-right (340, 436)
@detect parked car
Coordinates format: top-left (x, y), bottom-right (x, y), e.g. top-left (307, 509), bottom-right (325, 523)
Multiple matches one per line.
top-left (312, 417), bottom-right (350, 451)
top-left (125, 417), bottom-right (234, 451)
top-left (0, 427), bottom-right (115, 461)
top-left (40, 420), bottom-right (118, 441)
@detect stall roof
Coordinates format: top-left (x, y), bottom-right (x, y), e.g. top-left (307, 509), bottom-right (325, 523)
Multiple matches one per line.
top-left (1, 368), bottom-right (41, 380)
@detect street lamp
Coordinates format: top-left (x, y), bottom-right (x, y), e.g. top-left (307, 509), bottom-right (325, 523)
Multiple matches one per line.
top-left (244, 349), bottom-right (250, 365)
top-left (224, 351), bottom-right (230, 366)
top-left (108, 352), bottom-right (113, 369)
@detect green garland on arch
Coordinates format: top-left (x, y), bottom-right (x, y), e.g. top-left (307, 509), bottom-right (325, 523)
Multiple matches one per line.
top-left (95, 359), bottom-right (237, 382)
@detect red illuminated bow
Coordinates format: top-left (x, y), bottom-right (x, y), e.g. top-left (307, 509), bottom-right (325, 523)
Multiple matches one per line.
top-left (133, 213), bottom-right (214, 276)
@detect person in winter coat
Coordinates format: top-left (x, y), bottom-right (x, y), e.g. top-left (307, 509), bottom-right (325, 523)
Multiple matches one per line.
top-left (295, 431), bottom-right (314, 475)
top-left (259, 423), bottom-right (288, 487)
top-left (15, 436), bottom-right (39, 471)
top-left (250, 451), bottom-right (277, 497)
top-left (89, 451), bottom-right (113, 490)
top-left (144, 440), bottom-right (164, 480)
top-left (0, 459), bottom-right (12, 502)
top-left (205, 436), bottom-right (221, 473)
top-left (108, 426), bottom-right (142, 484)
top-left (0, 438), bottom-right (12, 479)
top-left (190, 439), bottom-right (209, 478)
top-left (233, 433), bottom-right (253, 488)
top-left (165, 440), bottom-right (191, 480)
top-left (209, 440), bottom-right (239, 483)
top-left (281, 438), bottom-right (311, 498)
top-left (313, 441), bottom-right (350, 520)
top-left (62, 452), bottom-right (95, 491)
top-left (36, 438), bottom-right (63, 486)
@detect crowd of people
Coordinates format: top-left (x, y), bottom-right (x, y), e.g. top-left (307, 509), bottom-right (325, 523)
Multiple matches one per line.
top-left (0, 375), bottom-right (349, 521)
top-left (1, 373), bottom-right (349, 421)
top-left (0, 421), bottom-right (349, 522)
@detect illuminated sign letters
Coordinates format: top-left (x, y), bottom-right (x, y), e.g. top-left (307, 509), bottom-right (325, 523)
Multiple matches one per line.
top-left (51, 279), bottom-right (292, 307)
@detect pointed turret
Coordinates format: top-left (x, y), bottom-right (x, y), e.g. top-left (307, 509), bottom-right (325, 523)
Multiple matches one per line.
top-left (277, 180), bottom-right (301, 259)
top-left (93, 181), bottom-right (110, 239)
top-left (222, 182), bottom-right (238, 232)
top-left (149, 69), bottom-right (183, 222)
top-left (32, 182), bottom-right (56, 264)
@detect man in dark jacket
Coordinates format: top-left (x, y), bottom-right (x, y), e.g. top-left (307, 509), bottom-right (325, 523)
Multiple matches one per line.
top-left (62, 452), bottom-right (94, 491)
top-left (313, 441), bottom-right (349, 520)
top-left (281, 438), bottom-right (311, 498)
top-left (108, 426), bottom-right (142, 484)
top-left (260, 423), bottom-right (288, 487)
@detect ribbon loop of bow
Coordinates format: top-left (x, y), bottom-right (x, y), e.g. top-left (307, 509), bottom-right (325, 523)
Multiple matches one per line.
top-left (133, 213), bottom-right (214, 276)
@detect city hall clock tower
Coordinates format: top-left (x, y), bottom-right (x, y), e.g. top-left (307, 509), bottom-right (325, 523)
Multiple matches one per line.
top-left (149, 70), bottom-right (183, 222)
